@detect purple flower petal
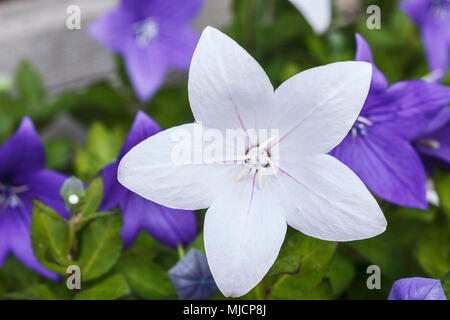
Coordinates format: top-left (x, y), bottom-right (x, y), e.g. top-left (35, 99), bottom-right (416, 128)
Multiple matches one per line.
top-left (169, 248), bottom-right (218, 300)
top-left (401, 0), bottom-right (450, 76)
top-left (355, 33), bottom-right (388, 93)
top-left (121, 194), bottom-right (197, 249)
top-left (121, 0), bottom-right (205, 25)
top-left (363, 80), bottom-right (450, 140)
top-left (0, 225), bottom-right (8, 267)
top-left (25, 169), bottom-right (69, 219)
top-left (159, 26), bottom-right (199, 70)
top-left (89, 0), bottom-right (204, 102)
top-left (119, 110), bottom-right (161, 159)
top-left (88, 9), bottom-right (135, 53)
top-left (0, 117), bottom-right (45, 184)
top-left (388, 277), bottom-right (447, 300)
top-left (421, 18), bottom-right (450, 76)
top-left (0, 198), bottom-right (59, 280)
top-left (414, 107), bottom-right (450, 165)
top-left (401, 0), bottom-right (431, 25)
top-left (331, 33), bottom-right (448, 209)
top-left (123, 42), bottom-right (168, 101)
top-left (162, 0), bottom-right (204, 26)
top-left (101, 111), bottom-right (197, 248)
top-left (331, 126), bottom-right (428, 209)
top-left (100, 162), bottom-right (126, 212)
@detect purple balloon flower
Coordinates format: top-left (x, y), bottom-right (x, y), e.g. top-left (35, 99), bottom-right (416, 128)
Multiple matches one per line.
top-left (0, 117), bottom-right (67, 280)
top-left (169, 248), bottom-right (218, 300)
top-left (88, 0), bottom-right (205, 102)
top-left (388, 277), bottom-right (447, 300)
top-left (413, 107), bottom-right (450, 172)
top-left (330, 34), bottom-right (450, 209)
top-left (100, 111), bottom-right (197, 249)
top-left (401, 0), bottom-right (450, 79)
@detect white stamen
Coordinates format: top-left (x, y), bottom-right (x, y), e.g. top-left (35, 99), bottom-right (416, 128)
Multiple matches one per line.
top-left (258, 135), bottom-right (278, 150)
top-left (420, 139), bottom-right (440, 150)
top-left (257, 170), bottom-right (263, 189)
top-left (133, 18), bottom-right (159, 48)
top-left (422, 69), bottom-right (445, 82)
top-left (357, 116), bottom-right (373, 126)
top-left (236, 168), bottom-right (251, 182)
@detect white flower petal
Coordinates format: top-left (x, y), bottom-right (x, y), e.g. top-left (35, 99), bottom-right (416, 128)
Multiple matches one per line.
top-left (118, 123), bottom-right (239, 210)
top-left (272, 61), bottom-right (372, 156)
top-left (289, 0), bottom-right (332, 34)
top-left (204, 176), bottom-right (287, 297)
top-left (275, 154), bottom-right (386, 241)
top-left (188, 27), bottom-right (275, 134)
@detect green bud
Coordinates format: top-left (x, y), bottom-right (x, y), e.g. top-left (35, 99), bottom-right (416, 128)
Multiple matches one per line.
top-left (60, 176), bottom-right (85, 212)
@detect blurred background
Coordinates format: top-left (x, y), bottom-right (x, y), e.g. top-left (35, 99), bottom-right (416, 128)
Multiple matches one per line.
top-left (0, 0), bottom-right (448, 300)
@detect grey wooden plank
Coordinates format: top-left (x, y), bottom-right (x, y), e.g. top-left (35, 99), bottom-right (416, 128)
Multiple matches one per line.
top-left (0, 0), bottom-right (232, 94)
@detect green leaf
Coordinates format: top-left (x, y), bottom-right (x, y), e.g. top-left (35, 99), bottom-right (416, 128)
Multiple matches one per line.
top-left (78, 211), bottom-right (114, 230)
top-left (0, 257), bottom-right (42, 291)
top-left (187, 232), bottom-right (205, 253)
top-left (267, 228), bottom-right (336, 299)
top-left (416, 217), bottom-right (450, 279)
top-left (74, 123), bottom-right (123, 181)
top-left (241, 281), bottom-right (266, 300)
top-left (327, 252), bottom-right (356, 297)
top-left (118, 259), bottom-right (176, 299)
top-left (80, 177), bottom-right (103, 216)
top-left (269, 275), bottom-right (334, 300)
top-left (31, 202), bottom-right (71, 274)
top-left (15, 61), bottom-right (46, 116)
top-left (77, 177), bottom-right (105, 228)
top-left (346, 207), bottom-right (431, 279)
top-left (75, 274), bottom-right (130, 300)
top-left (434, 167), bottom-right (450, 216)
top-left (3, 284), bottom-right (61, 300)
top-left (442, 272), bottom-right (450, 299)
top-left (119, 232), bottom-right (162, 263)
top-left (268, 227), bottom-right (337, 277)
top-left (44, 138), bottom-right (73, 171)
top-left (78, 215), bottom-right (122, 281)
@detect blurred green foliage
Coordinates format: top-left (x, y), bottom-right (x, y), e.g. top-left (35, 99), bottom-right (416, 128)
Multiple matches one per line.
top-left (0, 0), bottom-right (448, 300)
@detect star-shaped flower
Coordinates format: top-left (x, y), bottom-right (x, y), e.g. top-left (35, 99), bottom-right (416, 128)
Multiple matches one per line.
top-left (117, 27), bottom-right (386, 297)
top-left (100, 111), bottom-right (197, 249)
top-left (330, 34), bottom-right (450, 209)
top-left (89, 0), bottom-right (205, 101)
top-left (388, 277), bottom-right (447, 300)
top-left (0, 117), bottom-right (67, 279)
top-left (401, 0), bottom-right (450, 79)
top-left (289, 0), bottom-right (332, 34)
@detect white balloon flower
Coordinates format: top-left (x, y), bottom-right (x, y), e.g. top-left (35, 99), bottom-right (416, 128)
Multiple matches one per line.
top-left (118, 27), bottom-right (387, 298)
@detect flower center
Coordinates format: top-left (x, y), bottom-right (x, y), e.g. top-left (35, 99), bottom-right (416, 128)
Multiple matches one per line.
top-left (351, 116), bottom-right (373, 139)
top-left (132, 18), bottom-right (159, 48)
top-left (430, 0), bottom-right (449, 20)
top-left (0, 182), bottom-right (28, 211)
top-left (235, 136), bottom-right (277, 189)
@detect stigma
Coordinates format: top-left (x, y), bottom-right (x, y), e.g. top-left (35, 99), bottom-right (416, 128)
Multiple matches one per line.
top-left (0, 183), bottom-right (28, 211)
top-left (132, 18), bottom-right (159, 47)
top-left (431, 0), bottom-right (449, 20)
